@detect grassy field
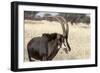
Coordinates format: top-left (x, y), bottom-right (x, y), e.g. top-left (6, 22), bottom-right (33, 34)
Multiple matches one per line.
top-left (24, 20), bottom-right (91, 62)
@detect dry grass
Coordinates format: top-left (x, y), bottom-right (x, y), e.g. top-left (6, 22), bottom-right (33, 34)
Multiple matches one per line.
top-left (24, 20), bottom-right (91, 62)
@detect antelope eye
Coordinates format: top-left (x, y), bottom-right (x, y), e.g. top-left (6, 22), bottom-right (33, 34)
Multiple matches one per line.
top-left (61, 38), bottom-right (64, 42)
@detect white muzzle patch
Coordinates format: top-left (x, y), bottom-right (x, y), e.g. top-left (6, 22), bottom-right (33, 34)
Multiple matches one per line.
top-left (61, 39), bottom-right (67, 48)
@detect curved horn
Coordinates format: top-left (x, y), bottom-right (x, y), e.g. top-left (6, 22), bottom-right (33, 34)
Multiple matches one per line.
top-left (56, 16), bottom-right (69, 39)
top-left (44, 16), bottom-right (67, 37)
top-left (55, 16), bottom-right (71, 52)
top-left (44, 16), bottom-right (71, 52)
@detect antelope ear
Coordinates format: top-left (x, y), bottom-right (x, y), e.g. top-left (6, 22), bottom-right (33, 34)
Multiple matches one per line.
top-left (42, 33), bottom-right (50, 37)
top-left (57, 34), bottom-right (61, 39)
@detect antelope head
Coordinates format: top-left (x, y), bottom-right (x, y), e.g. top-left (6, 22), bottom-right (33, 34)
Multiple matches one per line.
top-left (44, 16), bottom-right (71, 53)
top-left (55, 16), bottom-right (71, 53)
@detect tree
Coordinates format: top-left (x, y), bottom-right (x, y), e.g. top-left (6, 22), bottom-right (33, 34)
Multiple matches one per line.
top-left (24, 11), bottom-right (38, 20)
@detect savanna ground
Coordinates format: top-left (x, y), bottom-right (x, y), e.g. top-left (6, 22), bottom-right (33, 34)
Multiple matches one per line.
top-left (24, 20), bottom-right (91, 62)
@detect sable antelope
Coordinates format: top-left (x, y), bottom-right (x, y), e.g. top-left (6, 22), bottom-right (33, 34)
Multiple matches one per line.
top-left (27, 16), bottom-right (71, 61)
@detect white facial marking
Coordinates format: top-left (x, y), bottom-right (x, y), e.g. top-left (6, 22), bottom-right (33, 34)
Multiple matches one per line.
top-left (64, 39), bottom-right (67, 46)
top-left (58, 45), bottom-right (60, 48)
top-left (61, 43), bottom-right (65, 48)
top-left (61, 39), bottom-right (67, 48)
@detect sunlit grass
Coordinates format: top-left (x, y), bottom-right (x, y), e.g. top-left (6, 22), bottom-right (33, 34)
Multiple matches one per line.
top-left (24, 20), bottom-right (91, 61)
